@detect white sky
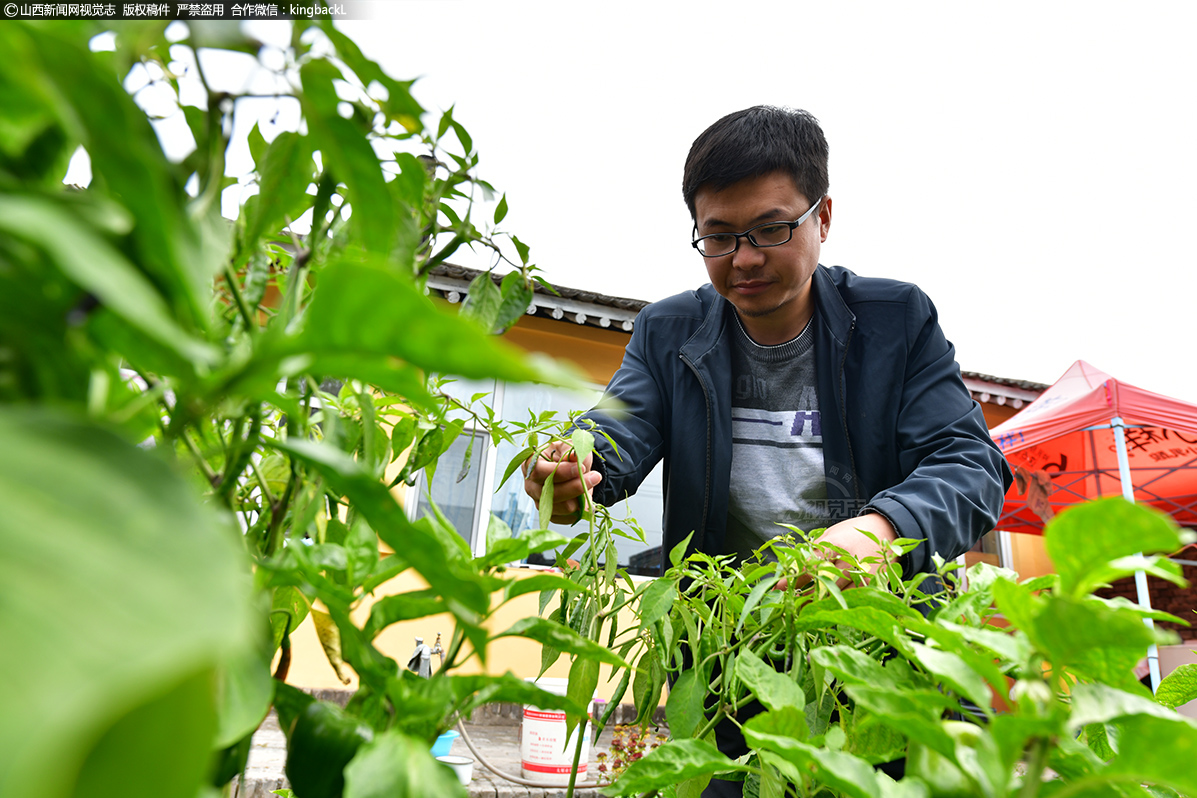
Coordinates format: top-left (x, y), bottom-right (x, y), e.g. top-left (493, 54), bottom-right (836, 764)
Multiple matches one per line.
top-left (98, 2), bottom-right (1197, 403)
top-left (333, 1), bottom-right (1197, 403)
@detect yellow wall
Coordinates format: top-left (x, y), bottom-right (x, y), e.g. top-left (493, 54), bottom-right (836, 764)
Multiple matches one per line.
top-left (280, 568), bottom-right (640, 700)
top-left (503, 315), bottom-right (630, 385)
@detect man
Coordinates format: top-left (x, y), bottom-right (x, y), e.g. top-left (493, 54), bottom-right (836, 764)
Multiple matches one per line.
top-left (523, 106), bottom-right (1011, 791)
top-left (526, 104), bottom-right (1009, 579)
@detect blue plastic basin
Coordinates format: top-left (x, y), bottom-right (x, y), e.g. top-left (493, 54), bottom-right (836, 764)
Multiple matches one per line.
top-left (431, 729), bottom-right (459, 758)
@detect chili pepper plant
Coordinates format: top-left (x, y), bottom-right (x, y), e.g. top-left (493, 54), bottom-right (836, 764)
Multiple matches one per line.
top-left (554, 497), bottom-right (1197, 798)
top-left (0, 17), bottom-right (616, 798)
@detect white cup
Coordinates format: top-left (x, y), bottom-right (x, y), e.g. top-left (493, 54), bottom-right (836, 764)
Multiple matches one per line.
top-left (436, 754), bottom-right (475, 786)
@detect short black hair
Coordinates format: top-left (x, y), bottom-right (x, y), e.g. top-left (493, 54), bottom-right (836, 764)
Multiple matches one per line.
top-left (682, 106), bottom-right (829, 220)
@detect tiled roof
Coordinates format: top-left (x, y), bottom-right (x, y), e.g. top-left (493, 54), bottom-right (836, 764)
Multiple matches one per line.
top-left (961, 372), bottom-right (1048, 409)
top-left (427, 264), bottom-right (646, 331)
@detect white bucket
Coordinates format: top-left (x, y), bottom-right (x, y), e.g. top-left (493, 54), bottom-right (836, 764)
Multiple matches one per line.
top-left (520, 677), bottom-right (592, 784)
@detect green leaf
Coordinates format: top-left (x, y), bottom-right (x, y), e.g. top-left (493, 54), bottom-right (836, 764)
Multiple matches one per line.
top-left (342, 729), bottom-right (466, 798)
top-left (390, 415), bottom-right (418, 463)
top-left (1045, 498), bottom-right (1193, 599)
top-left (1103, 714), bottom-right (1197, 796)
top-left (744, 707), bottom-right (811, 746)
top-left (793, 606), bottom-right (913, 655)
top-left (477, 528), bottom-right (570, 569)
top-left (269, 438), bottom-right (490, 618)
top-left (450, 119), bottom-right (473, 155)
top-left (485, 511), bottom-right (513, 554)
top-left (20, 25), bottom-right (212, 330)
top-left (909, 643), bottom-right (991, 712)
top-left (212, 643), bottom-right (274, 749)
top-left (501, 572), bottom-right (588, 603)
top-left (1067, 683), bottom-right (1184, 731)
top-left (72, 670), bottom-right (218, 798)
top-left (271, 586), bottom-right (312, 652)
top-left (608, 739), bottom-right (748, 795)
top-left (247, 120), bottom-right (267, 166)
top-left (495, 617), bottom-right (632, 669)
top-left (345, 517), bottom-right (381, 583)
top-left (494, 193), bottom-right (509, 224)
top-left (743, 713), bottom-right (880, 798)
top-left (1033, 596), bottom-right (1157, 689)
top-left (317, 21), bottom-right (424, 133)
top-left (736, 574), bottom-right (782, 635)
top-left (570, 428), bottom-right (596, 468)
top-left (538, 471), bottom-right (555, 530)
top-left (0, 195), bottom-right (217, 367)
top-left (451, 672), bottom-right (588, 721)
top-left (499, 445), bottom-right (534, 489)
top-left (286, 700), bottom-right (375, 798)
top-left (665, 668), bottom-right (704, 739)
top-left (241, 131), bottom-right (314, 260)
top-left (670, 531), bottom-right (696, 568)
top-left (638, 577), bottom-right (678, 628)
top-left (0, 410), bottom-right (257, 798)
top-left (735, 650), bottom-right (806, 713)
top-left (1089, 594), bottom-right (1189, 625)
top-left (462, 271), bottom-right (503, 332)
top-left (494, 271), bottom-right (534, 333)
top-left (992, 577), bottom-right (1044, 633)
top-left (299, 60), bottom-right (394, 252)
top-left (1156, 664), bottom-right (1197, 711)
top-left (391, 152), bottom-right (428, 207)
top-left (363, 591), bottom-right (448, 639)
top-left (566, 656), bottom-right (600, 735)
top-left (512, 234), bottom-right (531, 265)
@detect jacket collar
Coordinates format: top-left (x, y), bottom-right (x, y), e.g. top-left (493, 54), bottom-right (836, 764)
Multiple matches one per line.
top-left (810, 265), bottom-right (855, 346)
top-left (680, 266), bottom-right (855, 361)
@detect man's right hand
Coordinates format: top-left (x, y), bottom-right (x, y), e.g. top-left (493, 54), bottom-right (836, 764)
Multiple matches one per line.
top-left (522, 440), bottom-right (602, 525)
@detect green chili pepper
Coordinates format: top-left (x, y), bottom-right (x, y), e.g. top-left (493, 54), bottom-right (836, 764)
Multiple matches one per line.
top-left (284, 699), bottom-right (374, 798)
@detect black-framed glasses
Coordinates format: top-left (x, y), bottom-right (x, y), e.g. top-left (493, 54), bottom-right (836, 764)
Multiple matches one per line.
top-left (691, 196), bottom-right (825, 257)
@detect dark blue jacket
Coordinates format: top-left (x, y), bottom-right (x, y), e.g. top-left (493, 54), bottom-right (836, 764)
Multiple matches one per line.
top-left (587, 265), bottom-right (1013, 578)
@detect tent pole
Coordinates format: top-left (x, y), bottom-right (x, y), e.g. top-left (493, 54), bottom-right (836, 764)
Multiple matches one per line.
top-left (1111, 416), bottom-right (1161, 692)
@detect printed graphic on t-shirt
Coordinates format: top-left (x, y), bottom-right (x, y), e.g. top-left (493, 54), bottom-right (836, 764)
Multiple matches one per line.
top-left (731, 407), bottom-right (822, 448)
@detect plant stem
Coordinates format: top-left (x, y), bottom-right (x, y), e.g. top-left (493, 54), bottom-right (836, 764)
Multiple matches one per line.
top-left (692, 707), bottom-right (729, 742)
top-left (1018, 736), bottom-right (1050, 798)
top-left (223, 264), bottom-right (257, 334)
top-left (181, 429), bottom-right (220, 487)
top-left (564, 715), bottom-right (586, 798)
top-left (249, 454), bottom-right (276, 508)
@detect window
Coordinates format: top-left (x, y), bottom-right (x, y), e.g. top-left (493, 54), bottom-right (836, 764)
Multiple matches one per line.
top-left (409, 379), bottom-right (664, 575)
top-left (413, 428), bottom-right (491, 546)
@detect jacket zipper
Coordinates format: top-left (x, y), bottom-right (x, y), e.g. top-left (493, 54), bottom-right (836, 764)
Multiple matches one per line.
top-left (680, 352), bottom-right (712, 547)
top-left (837, 321), bottom-right (861, 509)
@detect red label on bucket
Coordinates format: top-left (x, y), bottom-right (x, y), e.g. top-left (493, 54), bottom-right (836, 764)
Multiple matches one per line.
top-left (521, 760), bottom-right (588, 774)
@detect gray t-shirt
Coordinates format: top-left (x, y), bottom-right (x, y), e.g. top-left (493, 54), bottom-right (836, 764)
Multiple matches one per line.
top-left (724, 314), bottom-right (831, 561)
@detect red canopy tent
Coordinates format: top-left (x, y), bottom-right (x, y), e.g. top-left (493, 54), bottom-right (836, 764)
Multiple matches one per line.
top-left (991, 360), bottom-right (1197, 535)
top-left (989, 360), bottom-right (1197, 688)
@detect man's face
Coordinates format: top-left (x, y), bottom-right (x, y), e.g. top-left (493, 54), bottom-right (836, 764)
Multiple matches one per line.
top-left (693, 171), bottom-right (830, 345)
